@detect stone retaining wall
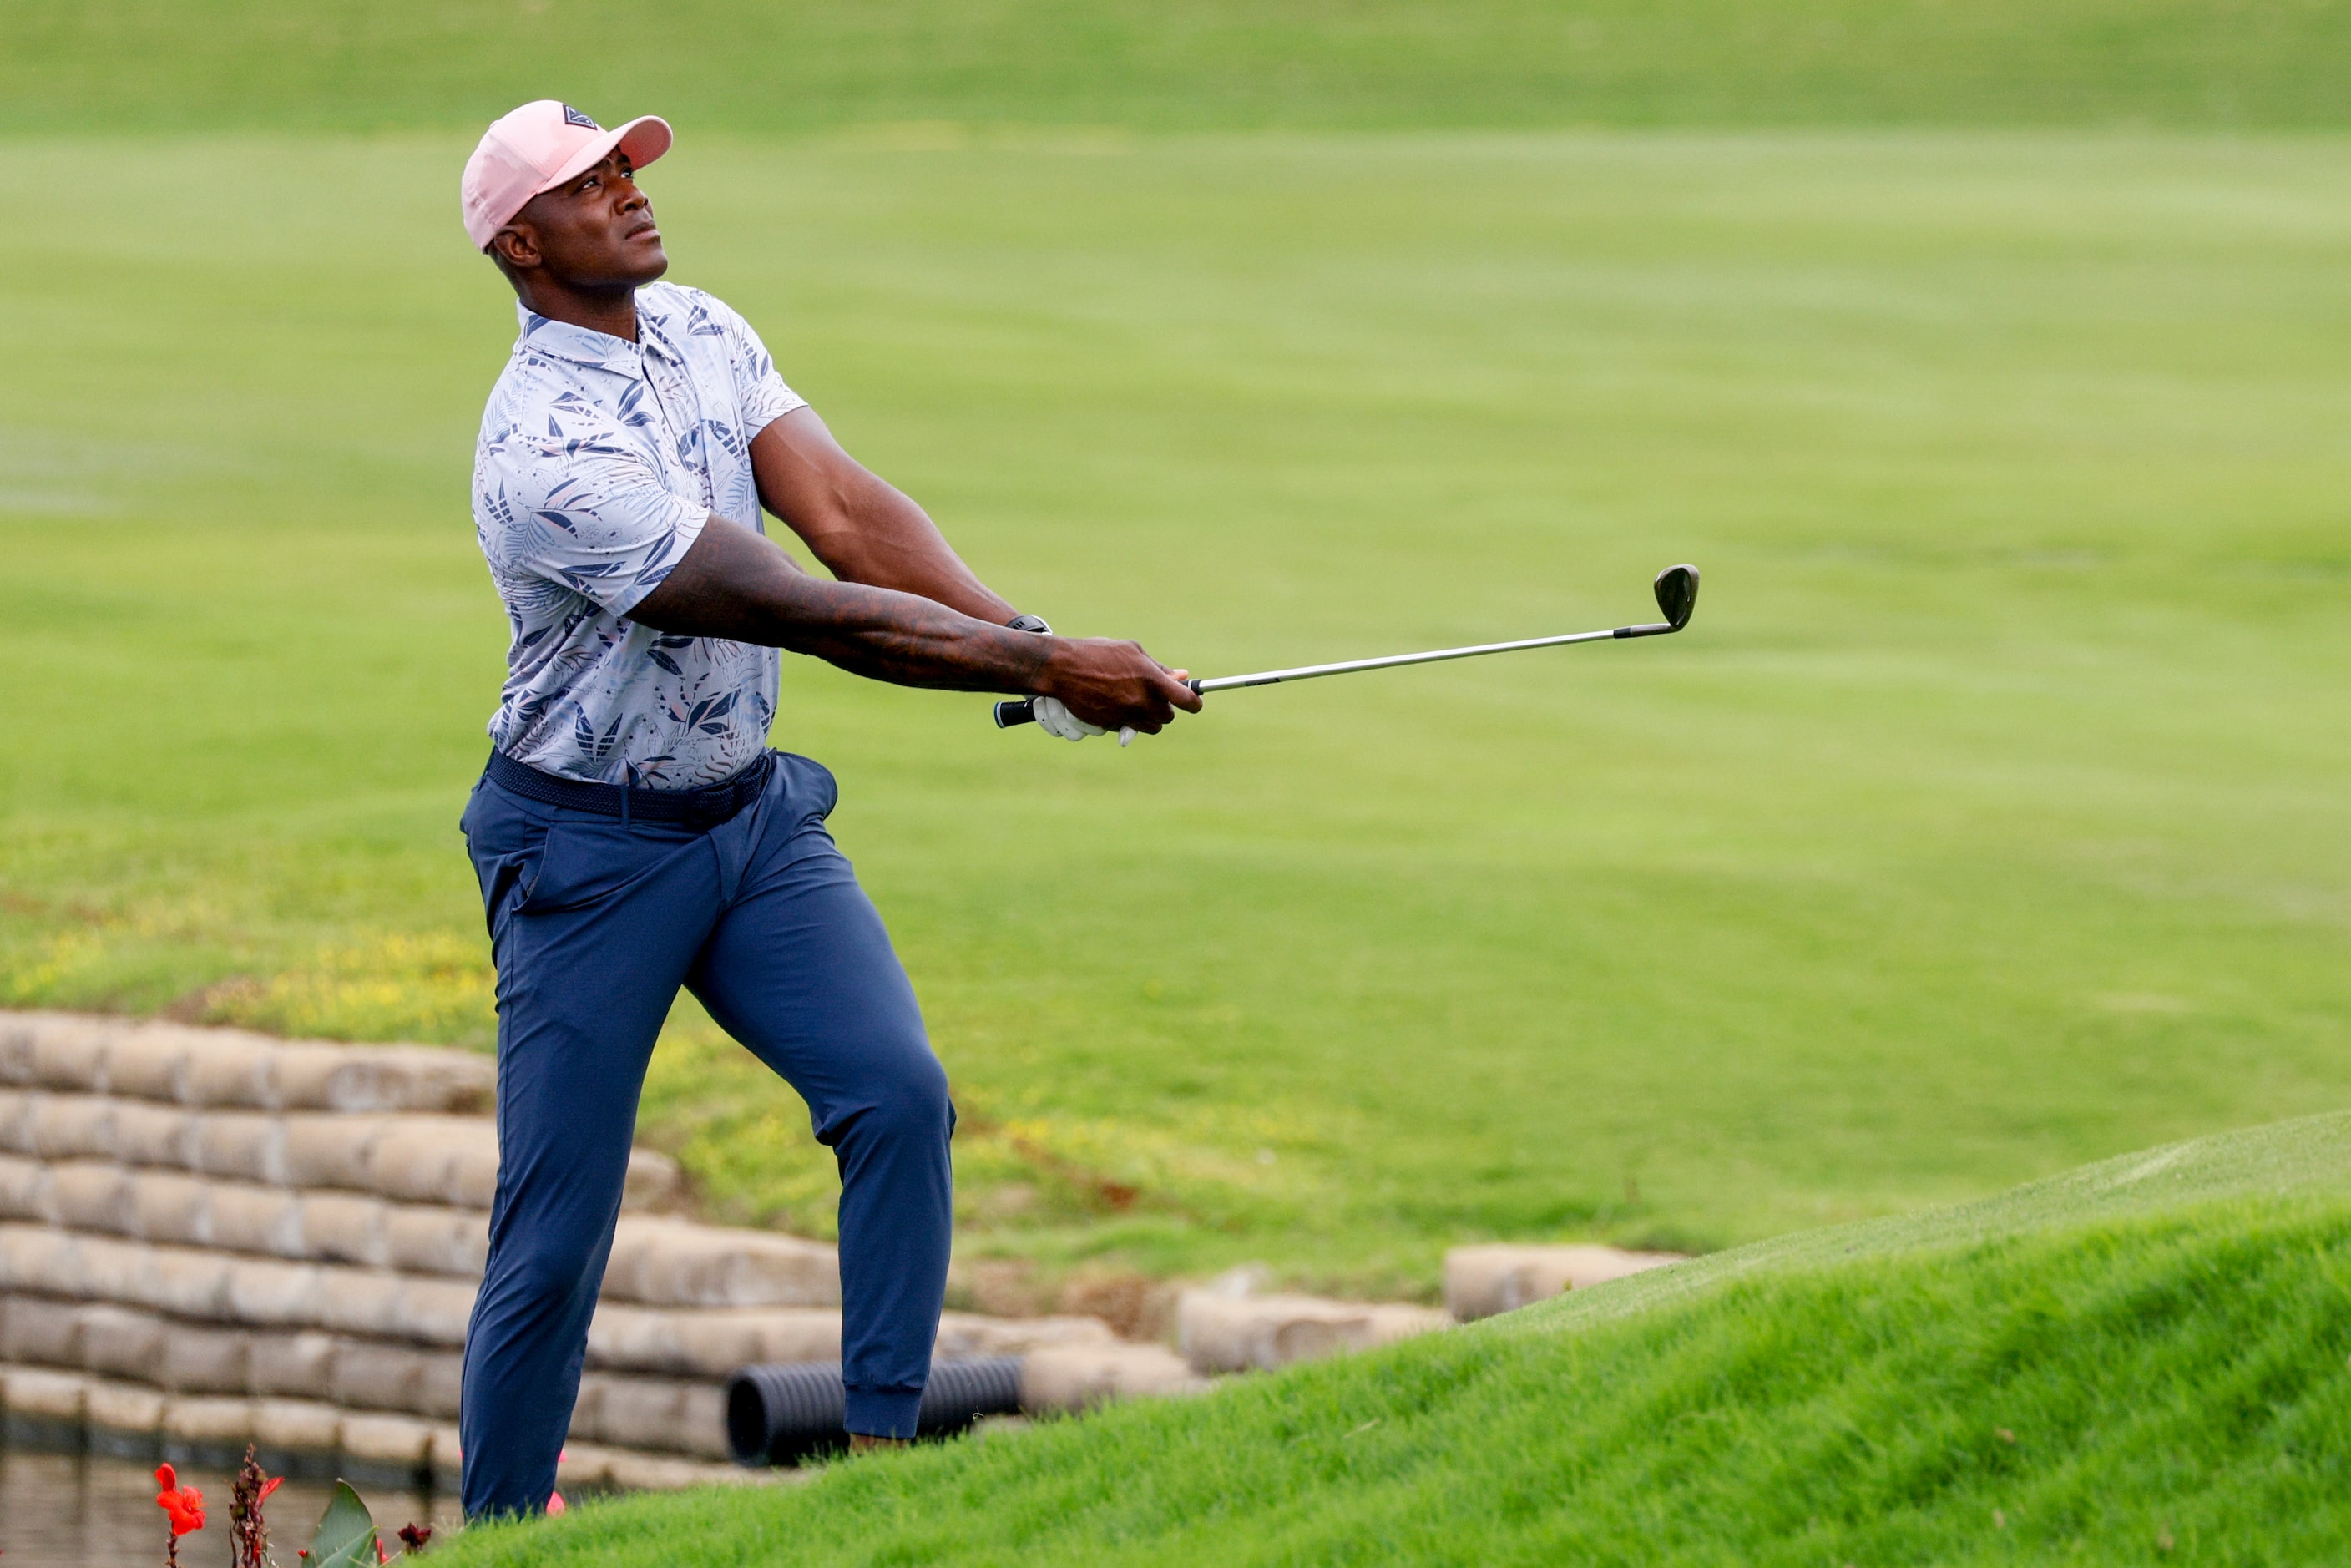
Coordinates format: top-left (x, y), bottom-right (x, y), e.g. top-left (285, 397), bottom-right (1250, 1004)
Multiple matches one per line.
top-left (0, 1013), bottom-right (1125, 1488)
top-left (0, 1013), bottom-right (1685, 1485)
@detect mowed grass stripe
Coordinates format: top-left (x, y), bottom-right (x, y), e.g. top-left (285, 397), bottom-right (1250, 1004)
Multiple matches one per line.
top-left (8, 0), bottom-right (2351, 132)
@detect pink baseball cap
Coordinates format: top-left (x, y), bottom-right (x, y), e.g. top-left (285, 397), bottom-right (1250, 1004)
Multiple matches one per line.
top-left (461, 100), bottom-right (673, 250)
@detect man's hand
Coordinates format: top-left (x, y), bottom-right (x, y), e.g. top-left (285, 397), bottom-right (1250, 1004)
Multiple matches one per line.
top-left (1014, 614), bottom-right (1187, 743)
top-left (1036, 639), bottom-right (1196, 736)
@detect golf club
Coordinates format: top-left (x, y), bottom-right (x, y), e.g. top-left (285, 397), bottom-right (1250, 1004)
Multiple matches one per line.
top-left (993, 563), bottom-right (1700, 730)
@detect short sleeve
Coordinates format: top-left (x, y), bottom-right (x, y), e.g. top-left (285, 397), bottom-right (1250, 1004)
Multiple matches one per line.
top-left (475, 400), bottom-right (706, 618)
top-left (705, 293), bottom-right (806, 434)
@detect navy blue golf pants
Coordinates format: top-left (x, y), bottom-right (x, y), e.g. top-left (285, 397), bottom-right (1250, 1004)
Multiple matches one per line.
top-left (456, 751), bottom-right (953, 1518)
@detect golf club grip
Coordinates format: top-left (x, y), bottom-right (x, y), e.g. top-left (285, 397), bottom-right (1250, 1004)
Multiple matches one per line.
top-left (995, 679), bottom-right (1202, 729)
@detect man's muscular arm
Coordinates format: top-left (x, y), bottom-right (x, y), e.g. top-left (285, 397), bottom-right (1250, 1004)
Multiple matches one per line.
top-left (629, 517), bottom-right (1200, 734)
top-left (749, 409), bottom-right (1016, 621)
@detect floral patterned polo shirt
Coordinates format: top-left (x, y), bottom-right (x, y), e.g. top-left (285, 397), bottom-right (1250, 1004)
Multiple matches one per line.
top-left (471, 282), bottom-right (805, 787)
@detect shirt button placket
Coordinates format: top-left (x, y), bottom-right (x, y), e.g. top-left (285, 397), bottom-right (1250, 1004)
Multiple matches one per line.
top-left (635, 349), bottom-right (685, 503)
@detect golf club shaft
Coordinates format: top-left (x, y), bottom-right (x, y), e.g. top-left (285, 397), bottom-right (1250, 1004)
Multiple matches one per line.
top-left (993, 616), bottom-right (1678, 728)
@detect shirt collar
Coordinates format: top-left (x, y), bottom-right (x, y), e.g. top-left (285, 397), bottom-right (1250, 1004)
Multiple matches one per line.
top-left (514, 301), bottom-right (654, 372)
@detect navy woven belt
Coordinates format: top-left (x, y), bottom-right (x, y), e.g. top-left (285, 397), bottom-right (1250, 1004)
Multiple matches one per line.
top-left (484, 749), bottom-right (773, 829)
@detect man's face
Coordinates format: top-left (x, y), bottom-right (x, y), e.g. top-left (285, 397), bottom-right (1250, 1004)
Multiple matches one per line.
top-left (497, 152), bottom-right (667, 289)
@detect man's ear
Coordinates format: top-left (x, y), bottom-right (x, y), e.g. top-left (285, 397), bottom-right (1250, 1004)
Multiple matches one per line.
top-left (490, 224), bottom-right (542, 271)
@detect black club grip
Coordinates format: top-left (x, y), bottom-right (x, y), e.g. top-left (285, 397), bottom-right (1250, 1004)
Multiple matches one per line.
top-left (994, 699), bottom-right (1038, 728)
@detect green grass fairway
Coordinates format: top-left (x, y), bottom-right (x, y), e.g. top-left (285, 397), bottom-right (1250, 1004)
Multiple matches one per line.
top-left (10, 0), bottom-right (2351, 133)
top-left (433, 1114), bottom-right (2351, 1565)
top-left (4, 130), bottom-right (2348, 1290)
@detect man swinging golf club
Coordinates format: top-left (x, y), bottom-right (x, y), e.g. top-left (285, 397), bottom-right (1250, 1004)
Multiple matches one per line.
top-left (454, 100), bottom-right (1197, 1519)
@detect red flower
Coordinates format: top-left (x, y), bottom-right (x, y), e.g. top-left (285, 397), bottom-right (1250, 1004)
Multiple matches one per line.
top-left (154, 1464), bottom-right (206, 1535)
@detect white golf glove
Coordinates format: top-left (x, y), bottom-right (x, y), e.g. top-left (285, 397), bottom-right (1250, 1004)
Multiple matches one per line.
top-left (1032, 695), bottom-right (1105, 742)
top-left (1032, 696), bottom-right (1137, 747)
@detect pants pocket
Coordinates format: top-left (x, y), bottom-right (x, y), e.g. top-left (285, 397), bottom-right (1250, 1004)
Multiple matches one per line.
top-left (516, 817), bottom-right (705, 914)
top-left (463, 781), bottom-right (565, 926)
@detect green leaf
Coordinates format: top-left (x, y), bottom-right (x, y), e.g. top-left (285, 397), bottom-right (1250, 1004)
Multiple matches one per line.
top-left (307, 1480), bottom-right (383, 1567)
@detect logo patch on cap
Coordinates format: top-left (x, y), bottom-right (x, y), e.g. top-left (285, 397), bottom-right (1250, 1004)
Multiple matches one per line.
top-left (561, 104), bottom-right (600, 129)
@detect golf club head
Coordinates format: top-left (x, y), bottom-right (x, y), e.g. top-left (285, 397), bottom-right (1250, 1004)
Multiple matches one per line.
top-left (1652, 564), bottom-right (1700, 631)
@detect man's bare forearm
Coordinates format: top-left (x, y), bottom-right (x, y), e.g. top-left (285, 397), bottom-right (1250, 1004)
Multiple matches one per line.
top-left (782, 584), bottom-right (1056, 693)
top-left (817, 475), bottom-right (1017, 623)
top-left (635, 516), bottom-right (1051, 693)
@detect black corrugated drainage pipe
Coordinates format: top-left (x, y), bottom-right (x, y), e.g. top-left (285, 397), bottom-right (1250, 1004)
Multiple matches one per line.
top-left (725, 1358), bottom-right (1026, 1465)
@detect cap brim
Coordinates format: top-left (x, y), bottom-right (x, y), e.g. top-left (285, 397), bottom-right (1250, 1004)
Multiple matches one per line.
top-left (535, 114), bottom-right (674, 199)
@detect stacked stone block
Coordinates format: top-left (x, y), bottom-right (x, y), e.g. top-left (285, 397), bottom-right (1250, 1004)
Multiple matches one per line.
top-left (1177, 1288), bottom-right (1449, 1374)
top-left (1173, 1244), bottom-right (1687, 1375)
top-left (1442, 1243), bottom-right (1683, 1321)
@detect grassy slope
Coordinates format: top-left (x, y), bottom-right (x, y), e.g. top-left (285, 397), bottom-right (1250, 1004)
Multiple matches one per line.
top-left (437, 1115), bottom-right (2351, 1565)
top-left (8, 0), bottom-right (2351, 134)
top-left (4, 133), bottom-right (2348, 1288)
